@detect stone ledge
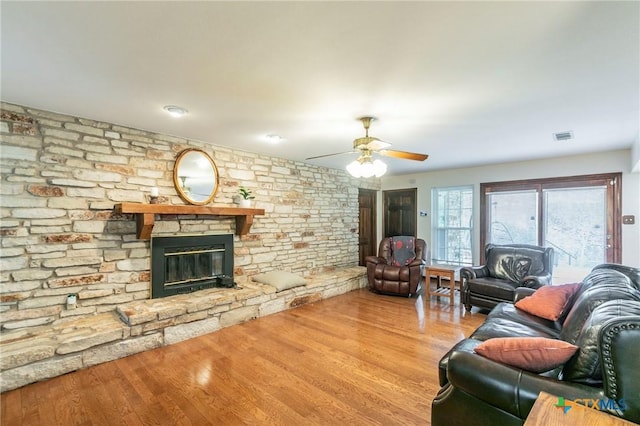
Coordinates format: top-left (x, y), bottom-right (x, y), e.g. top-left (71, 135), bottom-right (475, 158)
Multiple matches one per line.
top-left (0, 266), bottom-right (366, 392)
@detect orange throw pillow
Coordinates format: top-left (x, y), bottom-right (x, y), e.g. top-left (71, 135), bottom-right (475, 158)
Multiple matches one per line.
top-left (475, 337), bottom-right (578, 373)
top-left (515, 283), bottom-right (582, 321)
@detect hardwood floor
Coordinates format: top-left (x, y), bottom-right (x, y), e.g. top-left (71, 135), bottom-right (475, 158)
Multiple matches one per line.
top-left (1, 289), bottom-right (486, 425)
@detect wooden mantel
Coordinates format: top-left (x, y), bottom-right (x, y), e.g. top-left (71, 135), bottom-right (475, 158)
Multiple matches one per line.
top-left (114, 202), bottom-right (265, 239)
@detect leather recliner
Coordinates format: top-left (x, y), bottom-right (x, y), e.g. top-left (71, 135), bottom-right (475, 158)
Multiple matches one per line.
top-left (365, 236), bottom-right (428, 297)
top-left (461, 243), bottom-right (554, 311)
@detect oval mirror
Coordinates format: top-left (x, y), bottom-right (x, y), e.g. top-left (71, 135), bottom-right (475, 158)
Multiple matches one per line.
top-left (173, 149), bottom-right (219, 205)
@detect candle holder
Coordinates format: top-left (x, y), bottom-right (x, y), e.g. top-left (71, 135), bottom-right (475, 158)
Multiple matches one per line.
top-left (149, 187), bottom-right (159, 204)
top-left (66, 294), bottom-right (77, 310)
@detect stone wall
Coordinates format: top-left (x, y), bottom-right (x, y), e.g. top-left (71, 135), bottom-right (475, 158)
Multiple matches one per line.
top-left (0, 102), bottom-right (380, 334)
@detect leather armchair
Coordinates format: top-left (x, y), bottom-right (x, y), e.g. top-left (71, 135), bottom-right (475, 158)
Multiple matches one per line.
top-left (365, 236), bottom-right (428, 297)
top-left (461, 243), bottom-right (554, 312)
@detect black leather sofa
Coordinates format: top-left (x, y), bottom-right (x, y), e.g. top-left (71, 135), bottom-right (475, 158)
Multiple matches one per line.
top-left (432, 264), bottom-right (640, 425)
top-left (461, 243), bottom-right (554, 312)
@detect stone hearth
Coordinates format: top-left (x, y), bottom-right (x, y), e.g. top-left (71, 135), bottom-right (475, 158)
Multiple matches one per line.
top-left (0, 267), bottom-right (366, 392)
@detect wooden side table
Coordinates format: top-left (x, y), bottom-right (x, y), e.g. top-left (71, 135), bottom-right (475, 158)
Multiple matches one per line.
top-left (525, 391), bottom-right (636, 426)
top-left (424, 265), bottom-right (459, 305)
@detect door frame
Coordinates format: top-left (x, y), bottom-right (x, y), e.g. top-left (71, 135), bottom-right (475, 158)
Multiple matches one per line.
top-left (479, 172), bottom-right (622, 264)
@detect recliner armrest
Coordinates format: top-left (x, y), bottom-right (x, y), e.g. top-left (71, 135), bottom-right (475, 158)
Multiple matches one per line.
top-left (365, 256), bottom-right (386, 265)
top-left (407, 259), bottom-right (426, 267)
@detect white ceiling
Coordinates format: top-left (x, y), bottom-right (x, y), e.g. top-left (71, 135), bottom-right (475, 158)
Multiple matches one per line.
top-left (2, 1), bottom-right (638, 175)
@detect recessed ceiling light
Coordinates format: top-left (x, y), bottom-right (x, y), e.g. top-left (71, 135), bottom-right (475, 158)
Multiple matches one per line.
top-left (163, 105), bottom-right (188, 118)
top-left (264, 134), bottom-right (284, 143)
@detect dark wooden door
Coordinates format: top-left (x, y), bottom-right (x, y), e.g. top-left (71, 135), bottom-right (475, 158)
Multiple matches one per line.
top-left (383, 188), bottom-right (417, 238)
top-left (358, 189), bottom-right (377, 266)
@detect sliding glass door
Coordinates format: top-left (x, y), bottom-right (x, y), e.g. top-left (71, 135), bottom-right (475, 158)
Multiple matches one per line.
top-left (481, 173), bottom-right (621, 283)
top-left (543, 187), bottom-right (607, 273)
top-left (487, 190), bottom-right (538, 245)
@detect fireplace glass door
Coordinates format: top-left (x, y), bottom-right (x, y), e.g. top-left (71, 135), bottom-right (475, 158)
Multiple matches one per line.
top-left (151, 234), bottom-right (234, 298)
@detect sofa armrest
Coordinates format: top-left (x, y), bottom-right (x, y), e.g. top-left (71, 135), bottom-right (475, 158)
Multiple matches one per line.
top-left (599, 315), bottom-right (640, 423)
top-left (460, 266), bottom-right (488, 280)
top-left (513, 287), bottom-right (537, 303)
top-left (447, 350), bottom-right (604, 419)
top-left (521, 273), bottom-right (552, 288)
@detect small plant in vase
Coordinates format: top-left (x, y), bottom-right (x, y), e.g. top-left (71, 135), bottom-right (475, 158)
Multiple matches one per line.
top-left (238, 187), bottom-right (254, 208)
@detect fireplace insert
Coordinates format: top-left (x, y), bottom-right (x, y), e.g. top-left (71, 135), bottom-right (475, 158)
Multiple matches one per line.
top-left (151, 233), bottom-right (234, 298)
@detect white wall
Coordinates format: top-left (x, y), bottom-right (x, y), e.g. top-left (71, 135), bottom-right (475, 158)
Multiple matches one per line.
top-left (632, 133), bottom-right (640, 172)
top-left (379, 149), bottom-right (640, 267)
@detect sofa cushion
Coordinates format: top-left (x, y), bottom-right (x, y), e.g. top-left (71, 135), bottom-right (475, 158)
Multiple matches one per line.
top-left (486, 251), bottom-right (532, 283)
top-left (252, 271), bottom-right (306, 292)
top-left (591, 264), bottom-right (640, 289)
top-left (580, 268), bottom-right (633, 293)
top-left (467, 277), bottom-right (518, 301)
top-left (561, 299), bottom-right (640, 386)
top-left (515, 283), bottom-right (582, 321)
top-left (560, 284), bottom-right (640, 344)
top-left (471, 316), bottom-right (560, 341)
top-left (474, 337), bottom-right (578, 373)
top-left (487, 302), bottom-right (562, 335)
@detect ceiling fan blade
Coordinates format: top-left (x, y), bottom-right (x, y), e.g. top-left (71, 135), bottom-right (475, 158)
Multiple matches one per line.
top-left (366, 138), bottom-right (392, 151)
top-left (305, 150), bottom-right (355, 160)
top-left (378, 149), bottom-right (429, 161)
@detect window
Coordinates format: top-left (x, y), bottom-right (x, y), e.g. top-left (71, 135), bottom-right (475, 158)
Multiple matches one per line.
top-left (481, 173), bottom-right (621, 283)
top-left (431, 186), bottom-right (473, 266)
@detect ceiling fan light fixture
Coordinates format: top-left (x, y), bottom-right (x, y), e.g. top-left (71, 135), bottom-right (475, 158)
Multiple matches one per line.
top-left (347, 157), bottom-right (387, 178)
top-left (372, 159), bottom-right (387, 177)
top-left (346, 160), bottom-right (363, 178)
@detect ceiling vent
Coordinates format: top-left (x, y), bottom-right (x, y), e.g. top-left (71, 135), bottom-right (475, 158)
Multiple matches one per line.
top-left (553, 131), bottom-right (574, 141)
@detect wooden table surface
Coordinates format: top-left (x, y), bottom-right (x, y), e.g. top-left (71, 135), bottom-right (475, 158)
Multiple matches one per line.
top-left (525, 391), bottom-right (636, 426)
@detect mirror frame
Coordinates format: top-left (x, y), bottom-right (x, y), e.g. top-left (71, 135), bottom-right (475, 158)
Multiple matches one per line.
top-left (173, 148), bottom-right (219, 205)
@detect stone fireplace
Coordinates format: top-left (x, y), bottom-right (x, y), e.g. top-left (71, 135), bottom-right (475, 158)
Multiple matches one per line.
top-left (0, 102), bottom-right (374, 329)
top-left (0, 101), bottom-right (377, 392)
top-left (151, 233), bottom-right (235, 298)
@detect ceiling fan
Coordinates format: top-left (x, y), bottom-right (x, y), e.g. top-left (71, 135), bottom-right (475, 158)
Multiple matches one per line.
top-left (305, 117), bottom-right (428, 177)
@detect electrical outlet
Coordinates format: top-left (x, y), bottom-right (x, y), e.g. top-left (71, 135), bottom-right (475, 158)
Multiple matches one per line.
top-left (622, 215), bottom-right (635, 225)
